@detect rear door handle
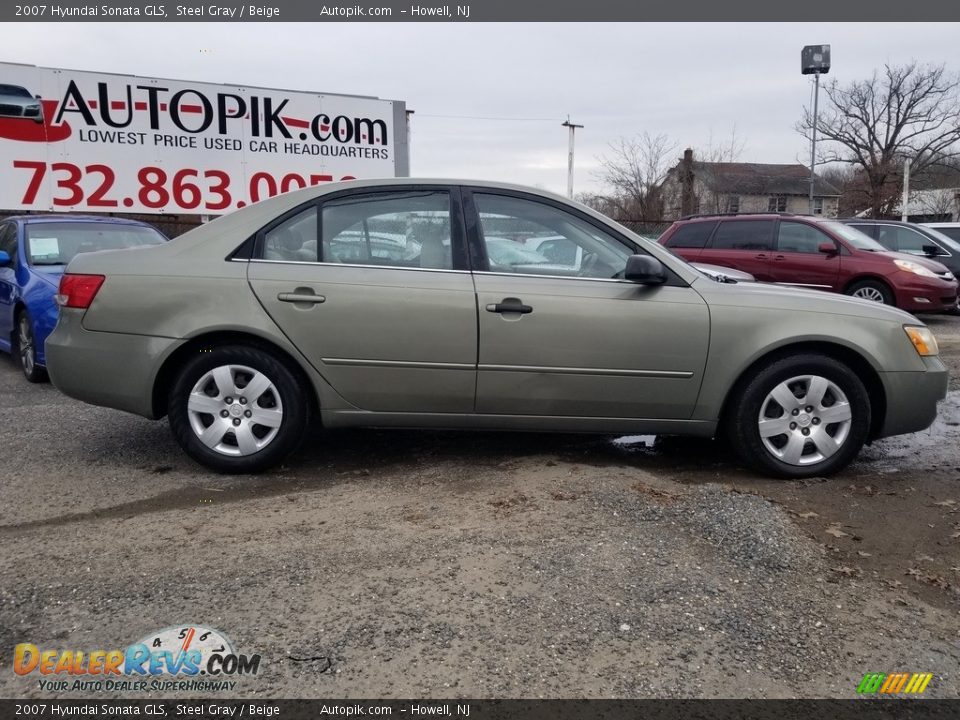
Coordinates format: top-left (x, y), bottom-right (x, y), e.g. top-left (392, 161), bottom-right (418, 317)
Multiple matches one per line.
top-left (754, 253), bottom-right (769, 259)
top-left (486, 300), bottom-right (533, 314)
top-left (278, 292), bottom-right (326, 304)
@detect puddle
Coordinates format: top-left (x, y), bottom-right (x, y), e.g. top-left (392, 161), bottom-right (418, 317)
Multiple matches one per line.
top-left (610, 434), bottom-right (657, 449)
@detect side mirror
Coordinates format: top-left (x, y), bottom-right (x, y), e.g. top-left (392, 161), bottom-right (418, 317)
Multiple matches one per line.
top-left (624, 254), bottom-right (667, 285)
top-left (0, 250), bottom-right (11, 267)
top-left (921, 244), bottom-right (940, 257)
top-left (818, 242), bottom-right (837, 255)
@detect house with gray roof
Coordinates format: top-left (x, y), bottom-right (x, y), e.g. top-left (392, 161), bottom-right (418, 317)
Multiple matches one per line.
top-left (661, 149), bottom-right (841, 219)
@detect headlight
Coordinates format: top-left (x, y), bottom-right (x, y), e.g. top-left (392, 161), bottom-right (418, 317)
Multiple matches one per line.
top-left (904, 326), bottom-right (939, 356)
top-left (894, 259), bottom-right (938, 278)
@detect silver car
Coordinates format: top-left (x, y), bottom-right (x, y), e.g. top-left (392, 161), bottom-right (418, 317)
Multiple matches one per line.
top-left (46, 180), bottom-right (948, 478)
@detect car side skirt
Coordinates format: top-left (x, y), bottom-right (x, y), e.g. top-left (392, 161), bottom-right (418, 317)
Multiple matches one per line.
top-left (321, 410), bottom-right (717, 436)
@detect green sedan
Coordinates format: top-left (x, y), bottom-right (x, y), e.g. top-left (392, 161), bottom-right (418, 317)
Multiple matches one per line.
top-left (46, 180), bottom-right (948, 478)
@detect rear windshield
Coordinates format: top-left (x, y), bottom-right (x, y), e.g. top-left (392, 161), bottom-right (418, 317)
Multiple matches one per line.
top-left (820, 221), bottom-right (886, 251)
top-left (25, 222), bottom-right (166, 266)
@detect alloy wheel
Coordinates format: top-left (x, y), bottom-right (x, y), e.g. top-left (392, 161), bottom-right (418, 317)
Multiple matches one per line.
top-left (851, 286), bottom-right (886, 303)
top-left (18, 315), bottom-right (35, 376)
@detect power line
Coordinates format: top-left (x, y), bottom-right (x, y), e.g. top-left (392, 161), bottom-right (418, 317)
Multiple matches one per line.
top-left (415, 113), bottom-right (562, 122)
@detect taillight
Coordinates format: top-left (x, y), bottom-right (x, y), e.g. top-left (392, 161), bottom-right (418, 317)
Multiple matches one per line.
top-left (57, 274), bottom-right (105, 309)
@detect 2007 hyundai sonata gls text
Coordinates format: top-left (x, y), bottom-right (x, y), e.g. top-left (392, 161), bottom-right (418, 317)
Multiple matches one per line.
top-left (46, 180), bottom-right (948, 478)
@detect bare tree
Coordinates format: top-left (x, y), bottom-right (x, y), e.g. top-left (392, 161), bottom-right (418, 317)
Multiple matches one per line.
top-left (798, 63), bottom-right (960, 217)
top-left (692, 125), bottom-right (747, 213)
top-left (594, 132), bottom-right (677, 221)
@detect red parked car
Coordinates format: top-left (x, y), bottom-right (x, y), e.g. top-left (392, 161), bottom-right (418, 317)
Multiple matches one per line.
top-left (659, 214), bottom-right (958, 313)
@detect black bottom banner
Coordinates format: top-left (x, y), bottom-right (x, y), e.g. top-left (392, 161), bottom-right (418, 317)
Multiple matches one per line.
top-left (2, 699), bottom-right (959, 720)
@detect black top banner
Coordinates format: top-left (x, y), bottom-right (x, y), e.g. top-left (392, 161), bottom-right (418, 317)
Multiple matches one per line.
top-left (3, 0), bottom-right (960, 22)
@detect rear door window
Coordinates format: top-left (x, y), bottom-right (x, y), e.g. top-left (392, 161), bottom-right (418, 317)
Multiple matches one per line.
top-left (710, 220), bottom-right (775, 251)
top-left (665, 222), bottom-right (717, 249)
top-left (876, 225), bottom-right (937, 255)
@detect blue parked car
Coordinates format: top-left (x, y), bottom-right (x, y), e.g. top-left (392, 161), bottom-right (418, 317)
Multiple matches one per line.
top-left (0, 215), bottom-right (167, 382)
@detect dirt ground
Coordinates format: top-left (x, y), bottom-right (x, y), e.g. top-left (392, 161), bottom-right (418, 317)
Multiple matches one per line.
top-left (1, 315), bottom-right (959, 699)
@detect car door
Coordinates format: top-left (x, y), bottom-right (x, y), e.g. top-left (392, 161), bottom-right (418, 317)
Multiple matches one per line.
top-left (247, 186), bottom-right (478, 413)
top-left (0, 222), bottom-right (19, 352)
top-left (466, 189), bottom-right (710, 419)
top-left (697, 219), bottom-right (775, 280)
top-left (770, 220), bottom-right (841, 290)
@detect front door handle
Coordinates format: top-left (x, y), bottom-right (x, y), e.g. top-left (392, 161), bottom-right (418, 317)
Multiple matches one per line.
top-left (486, 299), bottom-right (533, 314)
top-left (754, 253), bottom-right (769, 259)
top-left (278, 292), bottom-right (326, 304)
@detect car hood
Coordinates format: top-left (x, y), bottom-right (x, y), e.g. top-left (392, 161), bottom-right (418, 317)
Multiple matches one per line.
top-left (877, 249), bottom-right (952, 273)
top-left (693, 276), bottom-right (920, 323)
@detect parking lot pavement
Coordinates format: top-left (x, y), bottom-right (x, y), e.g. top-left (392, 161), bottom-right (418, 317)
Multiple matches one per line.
top-left (2, 315), bottom-right (960, 698)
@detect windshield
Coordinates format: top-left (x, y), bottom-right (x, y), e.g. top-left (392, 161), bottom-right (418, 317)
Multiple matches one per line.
top-left (25, 222), bottom-right (167, 266)
top-left (0, 84), bottom-right (32, 97)
top-left (821, 221), bottom-right (887, 251)
top-left (923, 227), bottom-right (960, 254)
top-left (929, 226), bottom-right (960, 243)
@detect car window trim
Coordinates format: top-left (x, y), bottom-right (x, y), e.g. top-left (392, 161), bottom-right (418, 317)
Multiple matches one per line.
top-left (461, 186), bottom-right (688, 287)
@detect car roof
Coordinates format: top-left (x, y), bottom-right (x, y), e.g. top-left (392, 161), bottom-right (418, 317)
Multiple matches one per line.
top-left (5, 214), bottom-right (155, 227)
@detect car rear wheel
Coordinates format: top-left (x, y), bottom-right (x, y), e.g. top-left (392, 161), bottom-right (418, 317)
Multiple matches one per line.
top-left (845, 279), bottom-right (893, 305)
top-left (16, 311), bottom-right (47, 383)
top-left (167, 346), bottom-right (308, 473)
top-left (727, 354), bottom-right (871, 478)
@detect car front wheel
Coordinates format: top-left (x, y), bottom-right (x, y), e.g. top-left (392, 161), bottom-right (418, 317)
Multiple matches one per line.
top-left (167, 346), bottom-right (309, 473)
top-left (727, 354), bottom-right (871, 478)
top-left (845, 279), bottom-right (893, 305)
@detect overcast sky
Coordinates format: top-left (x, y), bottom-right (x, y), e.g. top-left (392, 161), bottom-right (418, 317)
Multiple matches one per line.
top-left (5, 22), bottom-right (959, 195)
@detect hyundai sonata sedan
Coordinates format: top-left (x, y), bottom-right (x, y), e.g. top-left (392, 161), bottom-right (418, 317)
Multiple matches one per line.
top-left (46, 180), bottom-right (948, 478)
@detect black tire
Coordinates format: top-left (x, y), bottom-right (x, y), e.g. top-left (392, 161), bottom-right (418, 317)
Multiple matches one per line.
top-left (726, 354), bottom-right (871, 479)
top-left (15, 310), bottom-right (48, 383)
top-left (845, 279), bottom-right (894, 306)
top-left (168, 345), bottom-right (309, 473)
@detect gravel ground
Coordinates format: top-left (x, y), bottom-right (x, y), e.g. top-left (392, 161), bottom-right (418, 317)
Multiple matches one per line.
top-left (1, 315), bottom-right (959, 699)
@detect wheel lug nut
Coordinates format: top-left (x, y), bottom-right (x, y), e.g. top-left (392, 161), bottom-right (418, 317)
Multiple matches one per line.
top-left (233, 418), bottom-right (241, 426)
top-left (220, 410), bottom-right (229, 418)
top-left (802, 428), bottom-right (810, 436)
top-left (805, 406), bottom-right (813, 412)
top-left (239, 397), bottom-right (247, 405)
top-left (792, 409), bottom-right (799, 416)
top-left (789, 422), bottom-right (797, 430)
top-left (812, 417), bottom-right (820, 425)
top-left (225, 397), bottom-right (233, 404)
top-left (244, 410), bottom-right (252, 418)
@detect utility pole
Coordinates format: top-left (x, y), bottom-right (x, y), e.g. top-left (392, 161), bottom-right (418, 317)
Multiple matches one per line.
top-left (562, 116), bottom-right (583, 199)
top-left (405, 109), bottom-right (415, 176)
top-left (902, 158), bottom-right (911, 222)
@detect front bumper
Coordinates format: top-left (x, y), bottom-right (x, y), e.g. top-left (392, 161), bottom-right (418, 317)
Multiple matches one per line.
top-left (46, 309), bottom-right (182, 419)
top-left (892, 274), bottom-right (959, 313)
top-left (877, 356), bottom-right (950, 438)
